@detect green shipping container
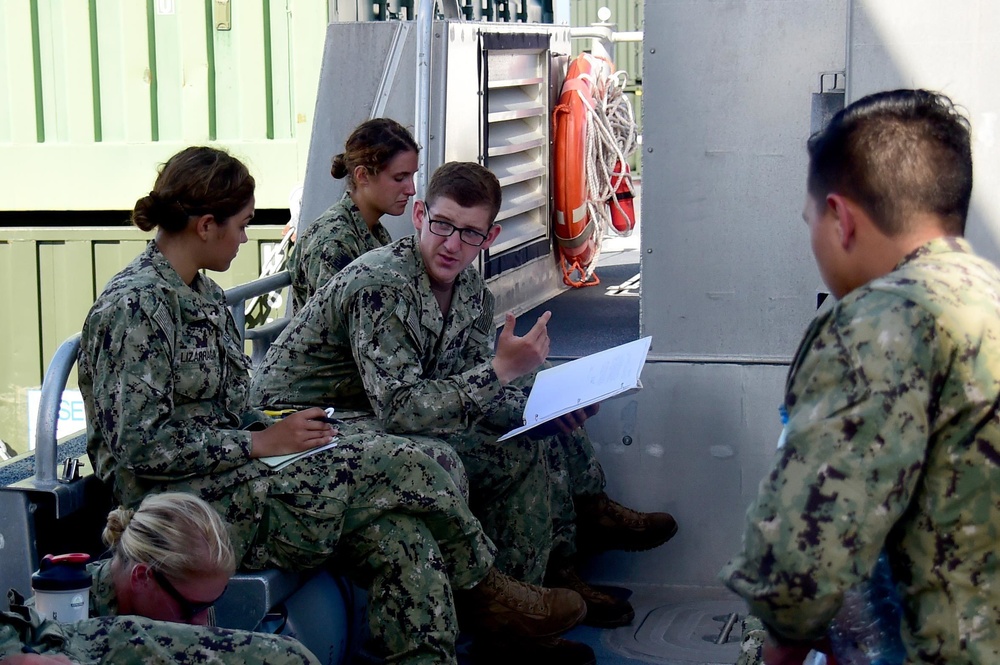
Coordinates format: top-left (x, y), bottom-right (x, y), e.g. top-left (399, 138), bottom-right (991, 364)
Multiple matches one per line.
top-left (0, 227), bottom-right (287, 455)
top-left (0, 0), bottom-right (330, 211)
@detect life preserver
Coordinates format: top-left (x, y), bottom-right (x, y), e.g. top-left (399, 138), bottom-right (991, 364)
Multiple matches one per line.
top-left (552, 53), bottom-right (638, 288)
top-left (608, 160), bottom-right (636, 234)
top-left (553, 53), bottom-right (605, 287)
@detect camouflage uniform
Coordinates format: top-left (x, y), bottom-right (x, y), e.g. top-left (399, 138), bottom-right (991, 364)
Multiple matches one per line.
top-left (87, 560), bottom-right (118, 617)
top-left (721, 238), bottom-right (1000, 664)
top-left (252, 236), bottom-right (606, 582)
top-left (289, 193), bottom-right (393, 312)
top-left (78, 241), bottom-right (496, 665)
top-left (1, 574), bottom-right (319, 664)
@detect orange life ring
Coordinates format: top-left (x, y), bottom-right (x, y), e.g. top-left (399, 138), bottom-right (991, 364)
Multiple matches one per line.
top-left (553, 53), bottom-right (605, 287)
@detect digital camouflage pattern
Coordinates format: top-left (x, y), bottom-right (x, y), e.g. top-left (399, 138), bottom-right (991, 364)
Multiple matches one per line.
top-left (252, 236), bottom-right (606, 581)
top-left (289, 193), bottom-right (393, 312)
top-left (736, 615), bottom-right (765, 665)
top-left (87, 560), bottom-right (118, 618)
top-left (78, 241), bottom-right (496, 665)
top-left (722, 238), bottom-right (1000, 664)
top-left (1, 594), bottom-right (320, 665)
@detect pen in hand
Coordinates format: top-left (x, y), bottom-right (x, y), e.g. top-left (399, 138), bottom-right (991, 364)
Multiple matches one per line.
top-left (312, 407), bottom-right (341, 425)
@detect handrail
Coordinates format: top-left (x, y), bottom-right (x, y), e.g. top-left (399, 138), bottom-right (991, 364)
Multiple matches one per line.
top-left (225, 270), bottom-right (292, 343)
top-left (33, 272), bottom-right (293, 483)
top-left (34, 333), bottom-right (82, 485)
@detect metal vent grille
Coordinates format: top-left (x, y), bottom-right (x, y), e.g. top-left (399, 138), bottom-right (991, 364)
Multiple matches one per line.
top-left (483, 42), bottom-right (550, 256)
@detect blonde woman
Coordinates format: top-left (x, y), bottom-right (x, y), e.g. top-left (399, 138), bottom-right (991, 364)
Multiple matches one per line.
top-left (1, 492), bottom-right (318, 665)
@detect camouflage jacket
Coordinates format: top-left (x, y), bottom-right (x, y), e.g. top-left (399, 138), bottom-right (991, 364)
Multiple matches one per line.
top-left (722, 237), bottom-right (1000, 664)
top-left (79, 241), bottom-right (270, 558)
top-left (88, 559), bottom-right (118, 617)
top-left (288, 193), bottom-right (392, 312)
top-left (253, 235), bottom-right (525, 436)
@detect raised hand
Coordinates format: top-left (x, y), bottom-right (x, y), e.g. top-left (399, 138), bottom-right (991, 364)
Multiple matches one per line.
top-left (492, 311), bottom-right (551, 385)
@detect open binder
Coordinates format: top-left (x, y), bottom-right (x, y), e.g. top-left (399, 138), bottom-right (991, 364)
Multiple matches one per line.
top-left (498, 336), bottom-right (651, 441)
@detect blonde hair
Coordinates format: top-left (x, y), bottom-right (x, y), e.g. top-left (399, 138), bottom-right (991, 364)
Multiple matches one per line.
top-left (103, 492), bottom-right (236, 579)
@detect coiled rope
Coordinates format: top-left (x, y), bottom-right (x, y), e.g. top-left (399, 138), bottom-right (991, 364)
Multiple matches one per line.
top-left (567, 56), bottom-right (638, 284)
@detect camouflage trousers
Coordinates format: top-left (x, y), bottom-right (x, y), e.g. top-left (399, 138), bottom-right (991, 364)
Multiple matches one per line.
top-left (445, 426), bottom-right (553, 585)
top-left (337, 415), bottom-right (471, 500)
top-left (737, 614), bottom-right (766, 665)
top-left (0, 603), bottom-right (318, 665)
top-left (412, 421), bottom-right (606, 584)
top-left (543, 428), bottom-right (606, 563)
top-left (508, 366), bottom-right (607, 567)
top-left (242, 434), bottom-right (496, 665)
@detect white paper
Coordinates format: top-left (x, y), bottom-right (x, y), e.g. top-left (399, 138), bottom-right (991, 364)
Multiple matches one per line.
top-left (259, 438), bottom-right (340, 471)
top-left (498, 337), bottom-right (651, 441)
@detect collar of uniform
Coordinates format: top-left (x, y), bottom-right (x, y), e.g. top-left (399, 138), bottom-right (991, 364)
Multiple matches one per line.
top-left (144, 240), bottom-right (227, 322)
top-left (342, 192), bottom-right (372, 241)
top-left (403, 235), bottom-right (483, 332)
top-left (343, 192), bottom-right (392, 246)
top-left (894, 235), bottom-right (971, 272)
top-left (87, 558), bottom-right (119, 617)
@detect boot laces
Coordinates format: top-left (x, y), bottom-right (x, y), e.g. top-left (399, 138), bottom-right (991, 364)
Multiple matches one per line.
top-left (490, 570), bottom-right (546, 613)
top-left (551, 566), bottom-right (617, 604)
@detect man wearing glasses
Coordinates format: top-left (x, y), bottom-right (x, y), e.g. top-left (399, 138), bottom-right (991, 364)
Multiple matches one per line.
top-left (252, 162), bottom-right (676, 662)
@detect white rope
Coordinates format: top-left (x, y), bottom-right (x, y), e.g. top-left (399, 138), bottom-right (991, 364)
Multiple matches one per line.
top-left (572, 57), bottom-right (637, 280)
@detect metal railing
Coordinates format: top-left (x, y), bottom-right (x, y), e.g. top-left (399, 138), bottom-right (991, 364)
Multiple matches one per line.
top-left (34, 272), bottom-right (294, 483)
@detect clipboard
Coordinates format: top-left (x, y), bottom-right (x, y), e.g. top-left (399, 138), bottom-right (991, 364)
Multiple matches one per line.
top-left (498, 336), bottom-right (651, 441)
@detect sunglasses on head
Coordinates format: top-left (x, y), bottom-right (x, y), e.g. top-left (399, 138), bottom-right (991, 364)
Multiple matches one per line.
top-left (151, 568), bottom-right (227, 620)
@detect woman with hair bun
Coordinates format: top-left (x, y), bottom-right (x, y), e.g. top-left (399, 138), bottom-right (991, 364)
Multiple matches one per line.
top-left (77, 146), bottom-right (582, 665)
top-left (93, 491), bottom-right (236, 623)
top-left (289, 117), bottom-right (418, 311)
top-left (0, 492), bottom-right (318, 665)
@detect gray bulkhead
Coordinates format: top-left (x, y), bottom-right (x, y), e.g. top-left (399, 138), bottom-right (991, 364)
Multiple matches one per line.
top-left (575, 1), bottom-right (1000, 661)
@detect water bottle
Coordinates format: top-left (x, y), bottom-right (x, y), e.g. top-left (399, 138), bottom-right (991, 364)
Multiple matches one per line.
top-left (31, 552), bottom-right (92, 622)
top-left (827, 552), bottom-right (906, 665)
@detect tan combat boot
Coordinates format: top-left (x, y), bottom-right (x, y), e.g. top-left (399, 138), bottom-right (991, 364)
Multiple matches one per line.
top-left (546, 562), bottom-right (635, 628)
top-left (575, 492), bottom-right (678, 553)
top-left (457, 566), bottom-right (586, 638)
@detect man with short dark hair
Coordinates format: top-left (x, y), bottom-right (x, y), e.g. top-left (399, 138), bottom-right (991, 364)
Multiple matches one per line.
top-left (253, 161), bottom-right (677, 662)
top-left (722, 89), bottom-right (1000, 664)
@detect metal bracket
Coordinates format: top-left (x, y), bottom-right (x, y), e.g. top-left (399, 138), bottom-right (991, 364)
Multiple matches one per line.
top-left (819, 70), bottom-right (846, 93)
top-left (214, 0), bottom-right (231, 31)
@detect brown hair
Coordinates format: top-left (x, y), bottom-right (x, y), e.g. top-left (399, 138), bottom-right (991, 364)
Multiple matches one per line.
top-left (131, 146), bottom-right (255, 234)
top-left (331, 118), bottom-right (419, 189)
top-left (425, 162), bottom-right (502, 223)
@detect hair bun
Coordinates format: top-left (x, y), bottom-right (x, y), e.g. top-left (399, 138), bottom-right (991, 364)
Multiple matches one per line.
top-left (103, 506), bottom-right (136, 548)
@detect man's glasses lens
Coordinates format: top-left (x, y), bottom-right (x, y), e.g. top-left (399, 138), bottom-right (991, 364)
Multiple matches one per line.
top-left (428, 219), bottom-right (488, 247)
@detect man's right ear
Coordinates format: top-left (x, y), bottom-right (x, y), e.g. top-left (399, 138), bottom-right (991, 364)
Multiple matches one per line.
top-left (412, 199), bottom-right (427, 232)
top-left (826, 193), bottom-right (857, 250)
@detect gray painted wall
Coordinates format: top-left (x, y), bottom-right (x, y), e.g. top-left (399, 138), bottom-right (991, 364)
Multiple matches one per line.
top-left (621, 0), bottom-right (1000, 589)
top-left (848, 0), bottom-right (1000, 264)
top-left (620, 0), bottom-right (849, 587)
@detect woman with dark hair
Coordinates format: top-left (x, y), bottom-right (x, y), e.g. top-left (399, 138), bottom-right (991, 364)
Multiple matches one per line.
top-left (76, 146), bottom-right (585, 665)
top-left (289, 117), bottom-right (419, 310)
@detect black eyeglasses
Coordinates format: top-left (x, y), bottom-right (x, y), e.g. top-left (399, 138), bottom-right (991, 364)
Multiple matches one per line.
top-left (151, 568), bottom-right (227, 620)
top-left (427, 219), bottom-right (491, 247)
